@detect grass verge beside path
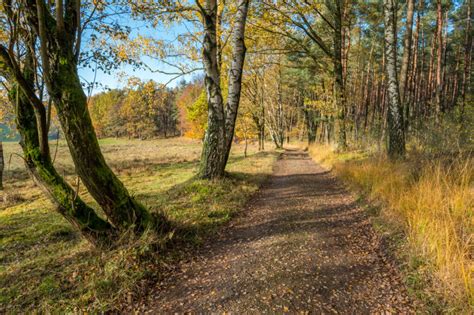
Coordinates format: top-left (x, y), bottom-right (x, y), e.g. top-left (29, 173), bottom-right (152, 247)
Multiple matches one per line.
top-left (0, 138), bottom-right (277, 312)
top-left (308, 145), bottom-right (473, 313)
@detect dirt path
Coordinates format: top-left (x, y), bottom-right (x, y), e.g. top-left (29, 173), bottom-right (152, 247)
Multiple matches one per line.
top-left (143, 150), bottom-right (413, 313)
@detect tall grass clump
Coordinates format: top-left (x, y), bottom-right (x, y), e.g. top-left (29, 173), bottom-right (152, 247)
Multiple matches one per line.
top-left (309, 145), bottom-right (473, 311)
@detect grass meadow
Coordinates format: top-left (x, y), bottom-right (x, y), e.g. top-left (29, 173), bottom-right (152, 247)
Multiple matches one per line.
top-left (0, 138), bottom-right (277, 312)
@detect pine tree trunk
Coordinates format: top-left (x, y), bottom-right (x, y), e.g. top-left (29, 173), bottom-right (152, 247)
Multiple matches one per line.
top-left (460, 0), bottom-right (472, 143)
top-left (461, 0), bottom-right (472, 112)
top-left (400, 0), bottom-right (415, 134)
top-left (409, 3), bottom-right (422, 127)
top-left (333, 0), bottom-right (348, 151)
top-left (305, 109), bottom-right (319, 145)
top-left (427, 34), bottom-right (436, 104)
top-left (435, 0), bottom-right (444, 118)
top-left (400, 0), bottom-right (415, 102)
top-left (383, 0), bottom-right (406, 158)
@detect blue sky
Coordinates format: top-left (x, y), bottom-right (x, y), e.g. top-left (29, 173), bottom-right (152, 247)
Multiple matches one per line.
top-left (78, 57), bottom-right (192, 92)
top-left (78, 18), bottom-right (202, 94)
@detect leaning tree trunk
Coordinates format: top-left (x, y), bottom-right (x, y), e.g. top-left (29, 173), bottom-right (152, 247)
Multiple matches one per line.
top-left (14, 87), bottom-right (117, 247)
top-left (223, 0), bottom-right (250, 166)
top-left (29, 0), bottom-right (158, 233)
top-left (0, 140), bottom-right (4, 190)
top-left (0, 43), bottom-right (117, 246)
top-left (49, 49), bottom-right (155, 233)
top-left (383, 0), bottom-right (406, 158)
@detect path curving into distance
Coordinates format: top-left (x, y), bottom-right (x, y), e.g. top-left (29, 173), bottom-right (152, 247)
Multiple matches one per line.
top-left (142, 150), bottom-right (413, 313)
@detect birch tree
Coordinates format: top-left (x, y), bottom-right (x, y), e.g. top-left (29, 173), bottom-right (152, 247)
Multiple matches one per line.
top-left (383, 0), bottom-right (406, 158)
top-left (197, 0), bottom-right (251, 179)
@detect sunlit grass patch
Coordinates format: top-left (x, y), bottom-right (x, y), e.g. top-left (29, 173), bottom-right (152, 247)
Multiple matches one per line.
top-left (308, 144), bottom-right (473, 312)
top-left (0, 138), bottom-right (277, 312)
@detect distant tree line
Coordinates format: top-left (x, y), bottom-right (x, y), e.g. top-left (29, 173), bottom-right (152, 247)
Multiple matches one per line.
top-left (89, 80), bottom-right (180, 139)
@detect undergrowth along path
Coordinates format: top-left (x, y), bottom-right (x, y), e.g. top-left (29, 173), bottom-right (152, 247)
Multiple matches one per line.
top-left (143, 150), bottom-right (413, 313)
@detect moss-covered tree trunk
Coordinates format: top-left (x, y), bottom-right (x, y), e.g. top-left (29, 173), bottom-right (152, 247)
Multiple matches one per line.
top-left (14, 88), bottom-right (117, 247)
top-left (49, 50), bottom-right (154, 232)
top-left (0, 140), bottom-right (4, 190)
top-left (28, 0), bottom-right (159, 233)
top-left (0, 43), bottom-right (117, 247)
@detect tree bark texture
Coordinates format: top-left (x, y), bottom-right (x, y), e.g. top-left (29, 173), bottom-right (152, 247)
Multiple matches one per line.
top-left (435, 0), bottom-right (444, 118)
top-left (14, 87), bottom-right (117, 247)
top-left (383, 0), bottom-right (406, 158)
top-left (1, 36), bottom-right (121, 247)
top-left (305, 108), bottom-right (320, 145)
top-left (30, 0), bottom-right (157, 233)
top-left (198, 0), bottom-right (227, 179)
top-left (223, 0), bottom-right (250, 165)
top-left (400, 0), bottom-right (415, 103)
top-left (331, 0), bottom-right (348, 150)
top-left (198, 0), bottom-right (250, 179)
top-left (0, 141), bottom-right (3, 190)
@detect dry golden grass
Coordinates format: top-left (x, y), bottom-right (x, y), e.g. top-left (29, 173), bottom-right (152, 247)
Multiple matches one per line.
top-left (309, 145), bottom-right (473, 312)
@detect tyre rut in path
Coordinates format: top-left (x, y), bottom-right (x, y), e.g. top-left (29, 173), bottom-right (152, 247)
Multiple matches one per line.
top-left (143, 150), bottom-right (413, 313)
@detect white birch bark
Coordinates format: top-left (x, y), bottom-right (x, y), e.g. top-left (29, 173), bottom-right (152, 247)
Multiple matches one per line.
top-left (383, 0), bottom-right (406, 157)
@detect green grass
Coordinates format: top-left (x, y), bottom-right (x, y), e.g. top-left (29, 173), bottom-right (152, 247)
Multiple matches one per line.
top-left (0, 138), bottom-right (277, 312)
